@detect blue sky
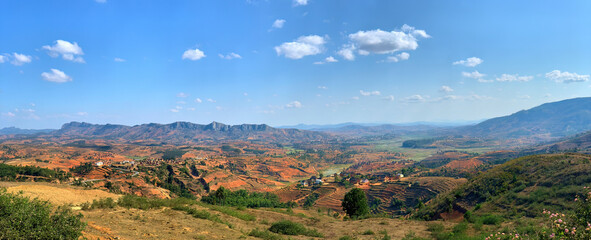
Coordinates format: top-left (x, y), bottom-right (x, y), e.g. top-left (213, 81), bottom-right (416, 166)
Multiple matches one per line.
top-left (1, 0), bottom-right (590, 129)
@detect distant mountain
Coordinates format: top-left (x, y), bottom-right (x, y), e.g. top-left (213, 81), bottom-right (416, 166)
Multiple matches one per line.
top-left (461, 97), bottom-right (591, 140)
top-left (0, 127), bottom-right (55, 135)
top-left (48, 121), bottom-right (332, 144)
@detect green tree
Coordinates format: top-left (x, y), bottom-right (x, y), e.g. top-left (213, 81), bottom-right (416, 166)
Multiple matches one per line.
top-left (342, 188), bottom-right (369, 218)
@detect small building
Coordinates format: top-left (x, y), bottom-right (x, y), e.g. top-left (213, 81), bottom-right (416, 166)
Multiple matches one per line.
top-left (315, 179), bottom-right (323, 185)
top-left (95, 161), bottom-right (104, 167)
top-left (397, 173), bottom-right (404, 178)
top-left (300, 180), bottom-right (309, 186)
top-left (360, 179), bottom-right (370, 185)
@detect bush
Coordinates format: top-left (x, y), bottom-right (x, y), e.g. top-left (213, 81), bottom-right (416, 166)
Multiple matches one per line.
top-left (479, 214), bottom-right (503, 225)
top-left (248, 228), bottom-right (283, 240)
top-left (268, 220), bottom-right (323, 237)
top-left (0, 189), bottom-right (85, 239)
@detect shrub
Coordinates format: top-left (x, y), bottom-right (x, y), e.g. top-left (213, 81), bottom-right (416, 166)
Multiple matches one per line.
top-left (248, 229), bottom-right (283, 240)
top-left (268, 220), bottom-right (323, 237)
top-left (0, 189), bottom-right (85, 239)
top-left (480, 214), bottom-right (503, 225)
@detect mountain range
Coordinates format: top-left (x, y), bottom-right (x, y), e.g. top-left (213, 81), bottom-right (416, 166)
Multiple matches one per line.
top-left (46, 121), bottom-right (331, 144)
top-left (2, 97), bottom-right (591, 145)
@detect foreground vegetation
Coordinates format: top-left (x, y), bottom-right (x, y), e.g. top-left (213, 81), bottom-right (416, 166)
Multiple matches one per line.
top-left (0, 188), bottom-right (85, 239)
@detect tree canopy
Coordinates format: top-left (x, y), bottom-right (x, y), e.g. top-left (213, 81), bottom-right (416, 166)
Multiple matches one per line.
top-left (342, 188), bottom-right (369, 218)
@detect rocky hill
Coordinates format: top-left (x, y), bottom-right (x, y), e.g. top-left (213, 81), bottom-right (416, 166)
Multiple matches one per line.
top-left (48, 121), bottom-right (332, 144)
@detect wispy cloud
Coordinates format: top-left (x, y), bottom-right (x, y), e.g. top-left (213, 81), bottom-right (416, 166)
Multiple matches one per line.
top-left (114, 57), bottom-right (125, 62)
top-left (10, 53), bottom-right (32, 66)
top-left (272, 19), bottom-right (286, 29)
top-left (285, 101), bottom-right (302, 108)
top-left (440, 86), bottom-right (454, 93)
top-left (453, 57), bottom-right (483, 67)
top-left (545, 70), bottom-right (589, 83)
top-left (314, 56), bottom-right (338, 64)
top-left (360, 90), bottom-right (381, 96)
top-left (218, 52), bottom-right (242, 60)
top-left (386, 52), bottom-right (410, 62)
top-left (176, 92), bottom-right (188, 98)
top-left (403, 94), bottom-right (426, 103)
top-left (382, 95), bottom-right (395, 101)
top-left (293, 0), bottom-right (308, 6)
top-left (41, 69), bottom-right (72, 83)
top-left (496, 74), bottom-right (533, 82)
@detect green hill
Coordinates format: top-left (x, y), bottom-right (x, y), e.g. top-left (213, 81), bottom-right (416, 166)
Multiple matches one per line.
top-left (414, 153), bottom-right (591, 220)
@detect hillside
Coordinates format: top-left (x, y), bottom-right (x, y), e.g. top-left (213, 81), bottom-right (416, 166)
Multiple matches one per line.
top-left (526, 130), bottom-right (591, 154)
top-left (414, 153), bottom-right (591, 220)
top-left (45, 121), bottom-right (332, 144)
top-left (461, 97), bottom-right (591, 140)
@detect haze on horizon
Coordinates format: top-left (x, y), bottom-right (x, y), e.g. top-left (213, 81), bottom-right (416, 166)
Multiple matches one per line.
top-left (1, 0), bottom-right (590, 129)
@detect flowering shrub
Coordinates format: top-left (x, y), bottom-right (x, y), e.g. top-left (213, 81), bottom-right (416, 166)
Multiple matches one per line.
top-left (485, 232), bottom-right (527, 240)
top-left (487, 187), bottom-right (591, 240)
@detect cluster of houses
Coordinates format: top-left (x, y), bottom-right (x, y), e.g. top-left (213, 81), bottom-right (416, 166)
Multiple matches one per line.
top-left (299, 176), bottom-right (325, 186)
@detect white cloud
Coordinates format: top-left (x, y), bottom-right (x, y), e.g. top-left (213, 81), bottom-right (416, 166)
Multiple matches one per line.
top-left (453, 57), bottom-right (483, 67)
top-left (77, 112), bottom-right (88, 116)
top-left (177, 101), bottom-right (186, 104)
top-left (314, 56), bottom-right (339, 65)
top-left (340, 25), bottom-right (430, 60)
top-left (496, 74), bottom-right (533, 82)
top-left (218, 52), bottom-right (242, 60)
top-left (318, 86), bottom-right (327, 89)
top-left (382, 95), bottom-right (395, 101)
top-left (360, 90), bottom-right (381, 96)
top-left (337, 45), bottom-right (355, 61)
top-left (177, 92), bottom-right (188, 98)
top-left (207, 98), bottom-right (216, 103)
top-left (440, 86), bottom-right (454, 93)
top-left (386, 52), bottom-right (410, 62)
top-left (41, 69), bottom-right (72, 83)
top-left (42, 40), bottom-right (85, 63)
top-left (170, 108), bottom-right (180, 113)
top-left (403, 94), bottom-right (425, 102)
top-left (545, 70), bottom-right (590, 83)
top-left (462, 71), bottom-right (485, 79)
top-left (274, 35), bottom-right (326, 59)
top-left (114, 57), bottom-right (125, 62)
top-left (95, 0), bottom-right (106, 3)
top-left (187, 107), bottom-right (196, 111)
top-left (272, 19), bottom-right (286, 29)
top-left (5, 112), bottom-right (15, 117)
top-left (0, 55), bottom-right (6, 63)
top-left (293, 0), bottom-right (308, 6)
top-left (182, 48), bottom-right (206, 60)
top-left (352, 96), bottom-right (360, 100)
top-left (285, 101), bottom-right (302, 108)
top-left (11, 53), bottom-right (32, 66)
top-left (195, 98), bottom-right (202, 103)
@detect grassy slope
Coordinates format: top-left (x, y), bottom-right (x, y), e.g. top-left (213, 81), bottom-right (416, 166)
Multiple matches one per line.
top-left (414, 153), bottom-right (591, 220)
